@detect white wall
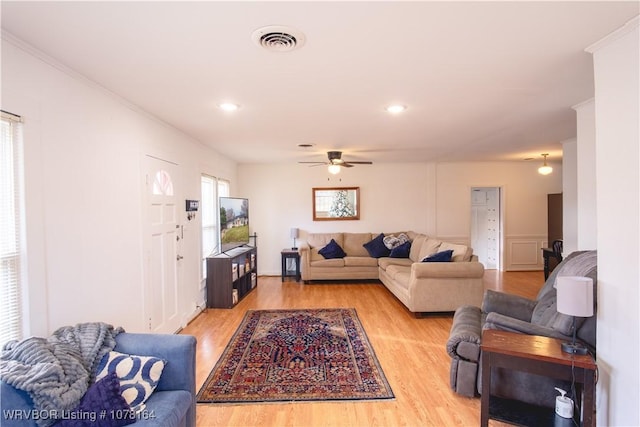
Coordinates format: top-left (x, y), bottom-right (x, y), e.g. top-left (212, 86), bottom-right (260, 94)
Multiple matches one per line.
top-left (588, 16), bottom-right (640, 426)
top-left (2, 37), bottom-right (236, 335)
top-left (237, 162), bottom-right (435, 275)
top-left (574, 99), bottom-right (598, 251)
top-left (561, 138), bottom-right (578, 254)
top-left (436, 162), bottom-right (562, 271)
top-left (239, 160), bottom-right (562, 275)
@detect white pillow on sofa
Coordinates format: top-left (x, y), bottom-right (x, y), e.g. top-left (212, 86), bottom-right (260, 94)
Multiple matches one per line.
top-left (95, 351), bottom-right (166, 413)
top-left (439, 242), bottom-right (470, 262)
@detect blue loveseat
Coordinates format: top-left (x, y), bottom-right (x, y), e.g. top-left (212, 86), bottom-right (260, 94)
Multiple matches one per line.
top-left (1, 333), bottom-right (196, 427)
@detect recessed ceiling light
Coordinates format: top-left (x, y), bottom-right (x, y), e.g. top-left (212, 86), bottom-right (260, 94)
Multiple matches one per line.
top-left (386, 104), bottom-right (407, 114)
top-left (219, 103), bottom-right (239, 112)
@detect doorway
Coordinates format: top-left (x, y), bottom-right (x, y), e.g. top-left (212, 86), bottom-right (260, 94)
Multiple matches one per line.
top-left (470, 187), bottom-right (501, 270)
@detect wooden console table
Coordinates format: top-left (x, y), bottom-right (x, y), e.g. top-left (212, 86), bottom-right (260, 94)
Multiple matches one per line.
top-left (481, 330), bottom-right (596, 427)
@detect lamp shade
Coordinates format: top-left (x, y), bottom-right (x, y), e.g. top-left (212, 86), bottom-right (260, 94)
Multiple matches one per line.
top-left (290, 228), bottom-right (299, 239)
top-left (556, 276), bottom-right (594, 317)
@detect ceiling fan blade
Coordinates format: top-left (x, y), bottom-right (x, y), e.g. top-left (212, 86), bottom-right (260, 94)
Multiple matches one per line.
top-left (298, 161), bottom-right (327, 165)
top-left (345, 161), bottom-right (373, 164)
top-left (342, 163), bottom-right (355, 168)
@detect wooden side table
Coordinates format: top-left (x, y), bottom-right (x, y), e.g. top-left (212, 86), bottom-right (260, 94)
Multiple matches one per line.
top-left (481, 330), bottom-right (596, 427)
top-left (281, 249), bottom-right (300, 282)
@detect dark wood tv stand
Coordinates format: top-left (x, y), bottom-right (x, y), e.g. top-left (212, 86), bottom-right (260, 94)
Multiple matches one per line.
top-left (206, 246), bottom-right (257, 308)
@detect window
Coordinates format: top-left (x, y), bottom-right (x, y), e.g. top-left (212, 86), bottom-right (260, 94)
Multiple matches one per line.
top-left (218, 179), bottom-right (229, 199)
top-left (152, 170), bottom-right (174, 196)
top-left (201, 177), bottom-right (230, 279)
top-left (201, 175), bottom-right (217, 278)
top-left (1, 111), bottom-right (24, 346)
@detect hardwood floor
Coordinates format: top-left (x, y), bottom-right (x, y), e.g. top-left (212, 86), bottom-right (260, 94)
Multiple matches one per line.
top-left (182, 270), bottom-right (545, 427)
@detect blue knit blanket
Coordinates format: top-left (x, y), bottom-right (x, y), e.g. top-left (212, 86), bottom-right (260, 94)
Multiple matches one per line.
top-left (0, 322), bottom-right (123, 427)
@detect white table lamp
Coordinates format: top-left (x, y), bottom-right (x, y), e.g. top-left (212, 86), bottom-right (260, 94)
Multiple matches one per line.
top-left (556, 276), bottom-right (594, 355)
top-left (290, 228), bottom-right (299, 250)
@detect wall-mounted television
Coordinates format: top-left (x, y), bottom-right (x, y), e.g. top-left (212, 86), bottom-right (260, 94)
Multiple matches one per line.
top-left (219, 197), bottom-right (250, 252)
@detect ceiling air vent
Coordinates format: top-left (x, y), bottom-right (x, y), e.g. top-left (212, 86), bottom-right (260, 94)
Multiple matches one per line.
top-left (251, 26), bottom-right (305, 52)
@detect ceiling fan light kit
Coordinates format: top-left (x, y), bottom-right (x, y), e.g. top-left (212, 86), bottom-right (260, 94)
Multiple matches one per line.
top-left (328, 164), bottom-right (341, 174)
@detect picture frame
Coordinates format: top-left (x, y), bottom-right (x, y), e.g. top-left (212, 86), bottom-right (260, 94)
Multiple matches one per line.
top-left (312, 187), bottom-right (360, 221)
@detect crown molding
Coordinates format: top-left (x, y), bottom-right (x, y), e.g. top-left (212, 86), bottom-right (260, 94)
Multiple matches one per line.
top-left (572, 98), bottom-right (595, 111)
top-left (585, 14), bottom-right (640, 54)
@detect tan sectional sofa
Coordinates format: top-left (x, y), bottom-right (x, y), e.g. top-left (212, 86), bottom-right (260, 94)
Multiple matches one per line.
top-left (298, 231), bottom-right (485, 313)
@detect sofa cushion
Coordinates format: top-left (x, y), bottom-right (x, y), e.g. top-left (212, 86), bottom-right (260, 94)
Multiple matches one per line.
top-left (439, 242), bottom-right (471, 262)
top-left (530, 291), bottom-right (575, 336)
top-left (389, 241), bottom-right (411, 258)
top-left (344, 256), bottom-right (379, 267)
top-left (418, 238), bottom-right (443, 261)
top-left (137, 390), bottom-right (192, 427)
top-left (307, 233), bottom-right (343, 249)
top-left (318, 239), bottom-right (346, 259)
top-left (343, 233), bottom-right (372, 256)
top-left (310, 258), bottom-right (345, 268)
top-left (409, 234), bottom-right (427, 262)
top-left (385, 264), bottom-right (410, 281)
top-left (378, 257), bottom-right (413, 271)
top-left (423, 249), bottom-right (454, 262)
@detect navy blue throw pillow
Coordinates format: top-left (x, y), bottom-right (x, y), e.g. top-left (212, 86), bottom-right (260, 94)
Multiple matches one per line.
top-left (363, 233), bottom-right (390, 258)
top-left (422, 249), bottom-right (454, 262)
top-left (57, 372), bottom-right (134, 427)
top-left (389, 241), bottom-right (411, 258)
top-left (318, 239), bottom-right (346, 259)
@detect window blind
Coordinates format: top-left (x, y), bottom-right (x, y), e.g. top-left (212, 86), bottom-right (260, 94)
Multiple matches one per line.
top-left (1, 111), bottom-right (24, 346)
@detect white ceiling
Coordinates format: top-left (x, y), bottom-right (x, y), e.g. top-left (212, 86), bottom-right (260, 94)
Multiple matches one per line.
top-left (2, 1), bottom-right (638, 166)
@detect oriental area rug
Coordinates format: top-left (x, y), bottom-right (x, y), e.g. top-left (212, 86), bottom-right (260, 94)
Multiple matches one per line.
top-left (196, 308), bottom-right (394, 403)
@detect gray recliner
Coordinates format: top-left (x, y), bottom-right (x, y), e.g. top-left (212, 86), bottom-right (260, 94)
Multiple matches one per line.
top-left (447, 250), bottom-right (597, 408)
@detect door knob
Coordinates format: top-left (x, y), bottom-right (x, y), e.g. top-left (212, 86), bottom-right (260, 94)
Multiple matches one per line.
top-left (177, 255), bottom-right (184, 261)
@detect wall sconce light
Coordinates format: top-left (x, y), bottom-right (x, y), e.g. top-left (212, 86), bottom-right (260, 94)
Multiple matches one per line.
top-left (538, 153), bottom-right (553, 175)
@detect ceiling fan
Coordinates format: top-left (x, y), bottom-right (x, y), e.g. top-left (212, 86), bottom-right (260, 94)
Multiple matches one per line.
top-left (299, 151), bottom-right (373, 174)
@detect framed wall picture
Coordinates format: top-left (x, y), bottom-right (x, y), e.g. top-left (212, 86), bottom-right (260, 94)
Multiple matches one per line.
top-left (312, 187), bottom-right (360, 221)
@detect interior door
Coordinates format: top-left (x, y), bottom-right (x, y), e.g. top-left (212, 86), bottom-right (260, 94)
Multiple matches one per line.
top-left (143, 156), bottom-right (181, 333)
top-left (471, 187), bottom-right (501, 270)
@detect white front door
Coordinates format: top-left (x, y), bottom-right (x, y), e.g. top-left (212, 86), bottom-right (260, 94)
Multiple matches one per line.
top-left (143, 156), bottom-right (181, 333)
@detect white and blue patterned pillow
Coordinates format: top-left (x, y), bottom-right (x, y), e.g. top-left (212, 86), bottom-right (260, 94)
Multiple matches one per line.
top-left (383, 233), bottom-right (410, 250)
top-left (95, 351), bottom-right (166, 413)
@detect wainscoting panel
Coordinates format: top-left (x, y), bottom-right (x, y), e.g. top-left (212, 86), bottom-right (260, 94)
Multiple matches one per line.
top-left (505, 236), bottom-right (546, 271)
top-left (409, 235), bottom-right (545, 271)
